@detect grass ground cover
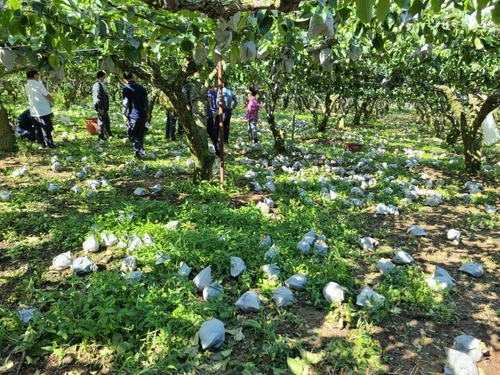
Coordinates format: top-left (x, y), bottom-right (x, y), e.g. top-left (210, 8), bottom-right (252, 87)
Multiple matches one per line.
top-left (0, 103), bottom-right (499, 375)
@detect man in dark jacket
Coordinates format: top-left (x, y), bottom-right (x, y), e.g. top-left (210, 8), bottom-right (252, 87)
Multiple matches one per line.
top-left (93, 71), bottom-right (112, 140)
top-left (16, 109), bottom-right (36, 141)
top-left (122, 72), bottom-right (150, 158)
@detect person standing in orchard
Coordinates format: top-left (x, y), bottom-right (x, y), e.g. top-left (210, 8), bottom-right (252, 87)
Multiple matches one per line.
top-left (92, 71), bottom-right (112, 141)
top-left (206, 84), bottom-right (219, 155)
top-left (246, 87), bottom-right (260, 144)
top-left (216, 82), bottom-right (238, 144)
top-left (25, 70), bottom-right (56, 149)
top-left (122, 72), bottom-right (150, 158)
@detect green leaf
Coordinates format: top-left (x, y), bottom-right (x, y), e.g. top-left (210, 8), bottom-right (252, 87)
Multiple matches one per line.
top-left (8, 0), bottom-right (23, 10)
top-left (242, 319), bottom-right (261, 330)
top-left (356, 0), bottom-right (374, 24)
top-left (493, 2), bottom-right (500, 24)
top-left (477, 0), bottom-right (489, 9)
top-left (474, 37), bottom-right (484, 49)
top-left (300, 1), bottom-right (314, 18)
top-left (431, 0), bottom-right (444, 13)
top-left (99, 20), bottom-right (108, 37)
top-left (129, 37), bottom-right (141, 49)
top-left (180, 38), bottom-right (194, 52)
top-left (409, 0), bottom-right (424, 16)
top-left (287, 357), bottom-right (306, 375)
top-left (376, 0), bottom-right (390, 23)
top-left (123, 45), bottom-right (139, 62)
top-left (259, 16), bottom-right (273, 34)
top-left (299, 349), bottom-right (321, 364)
top-left (45, 23), bottom-right (57, 37)
top-left (372, 34), bottom-right (384, 50)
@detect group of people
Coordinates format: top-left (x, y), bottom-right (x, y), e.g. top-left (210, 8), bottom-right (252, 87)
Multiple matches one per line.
top-left (93, 70), bottom-right (150, 159)
top-left (19, 70), bottom-right (260, 159)
top-left (205, 82), bottom-right (260, 156)
top-left (19, 70), bottom-right (151, 159)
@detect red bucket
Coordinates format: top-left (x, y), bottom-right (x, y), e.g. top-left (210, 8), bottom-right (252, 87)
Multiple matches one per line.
top-left (343, 142), bottom-right (363, 152)
top-left (85, 118), bottom-right (98, 135)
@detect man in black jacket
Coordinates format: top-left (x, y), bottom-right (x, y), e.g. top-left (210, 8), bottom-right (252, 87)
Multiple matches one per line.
top-left (122, 72), bottom-right (150, 158)
top-left (93, 71), bottom-right (112, 140)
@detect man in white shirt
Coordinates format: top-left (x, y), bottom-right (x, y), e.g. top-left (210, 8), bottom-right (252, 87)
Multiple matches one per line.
top-left (25, 70), bottom-right (56, 149)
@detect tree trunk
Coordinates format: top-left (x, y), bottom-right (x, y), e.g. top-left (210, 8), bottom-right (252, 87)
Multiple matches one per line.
top-left (267, 112), bottom-right (286, 153)
top-left (0, 101), bottom-right (16, 153)
top-left (263, 85), bottom-right (286, 153)
top-left (318, 92), bottom-right (333, 133)
top-left (445, 114), bottom-right (460, 145)
top-left (124, 59), bottom-right (214, 183)
top-left (436, 85), bottom-right (500, 173)
top-left (165, 76), bottom-right (214, 183)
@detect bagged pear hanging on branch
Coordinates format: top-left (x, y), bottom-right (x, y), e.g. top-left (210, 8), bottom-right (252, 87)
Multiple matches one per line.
top-left (240, 41), bottom-right (257, 63)
top-left (0, 47), bottom-right (17, 69)
top-left (307, 10), bottom-right (334, 40)
top-left (214, 30), bottom-right (232, 55)
top-left (193, 46), bottom-right (208, 65)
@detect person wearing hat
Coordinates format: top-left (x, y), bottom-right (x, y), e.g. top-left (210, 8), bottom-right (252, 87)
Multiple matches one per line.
top-left (122, 72), bottom-right (150, 158)
top-left (246, 87), bottom-right (260, 144)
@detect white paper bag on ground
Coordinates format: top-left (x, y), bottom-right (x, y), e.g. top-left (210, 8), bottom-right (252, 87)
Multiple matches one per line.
top-left (377, 258), bottom-right (395, 275)
top-left (458, 262), bottom-right (484, 278)
top-left (128, 235), bottom-right (143, 251)
top-left (260, 235), bottom-right (272, 247)
top-left (199, 318), bottom-right (225, 350)
top-left (273, 286), bottom-right (295, 307)
top-left (122, 270), bottom-right (142, 283)
top-left (447, 229), bottom-right (461, 245)
top-left (1, 190), bottom-right (13, 201)
top-left (156, 252), bottom-right (170, 265)
top-left (72, 256), bottom-right (98, 274)
top-left (101, 233), bottom-right (118, 247)
top-left (18, 306), bottom-right (39, 324)
top-left (453, 335), bottom-right (487, 362)
top-left (392, 249), bottom-right (414, 264)
top-left (178, 262), bottom-right (192, 278)
top-left (264, 244), bottom-right (279, 261)
top-left (285, 274), bottom-right (308, 291)
top-left (235, 291), bottom-right (260, 312)
top-left (408, 224), bottom-right (427, 236)
top-left (52, 251), bottom-right (73, 270)
top-left (323, 282), bottom-right (345, 303)
top-left (426, 266), bottom-right (456, 289)
top-left (193, 266), bottom-right (212, 291)
top-left (444, 348), bottom-right (480, 375)
top-left (356, 287), bottom-right (385, 308)
top-left (360, 237), bottom-right (378, 251)
top-left (313, 240), bottom-right (328, 255)
top-left (120, 256), bottom-right (137, 272)
top-left (262, 264), bottom-right (281, 280)
top-left (482, 112), bottom-right (500, 145)
top-left (230, 256), bottom-right (246, 277)
top-left (203, 282), bottom-right (224, 301)
top-left (83, 234), bottom-right (100, 252)
top-left (297, 239), bottom-right (311, 254)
